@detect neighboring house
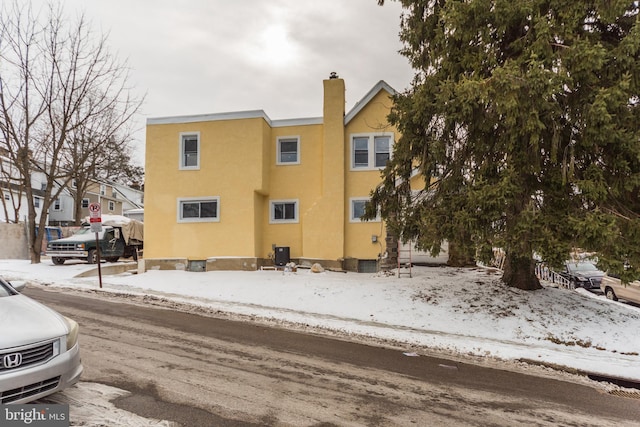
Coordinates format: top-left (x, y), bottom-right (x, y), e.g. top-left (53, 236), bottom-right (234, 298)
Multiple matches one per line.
top-left (1, 148), bottom-right (143, 237)
top-left (48, 180), bottom-right (143, 226)
top-left (113, 182), bottom-right (144, 214)
top-left (144, 76), bottom-right (399, 272)
top-left (0, 153), bottom-right (47, 224)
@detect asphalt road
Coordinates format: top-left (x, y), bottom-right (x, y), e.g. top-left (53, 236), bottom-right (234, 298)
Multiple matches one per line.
top-left (26, 286), bottom-right (640, 426)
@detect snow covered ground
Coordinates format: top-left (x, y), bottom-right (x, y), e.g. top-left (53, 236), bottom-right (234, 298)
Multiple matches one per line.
top-left (2, 258), bottom-right (639, 384)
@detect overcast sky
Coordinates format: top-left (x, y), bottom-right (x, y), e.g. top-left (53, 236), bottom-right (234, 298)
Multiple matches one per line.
top-left (30, 1), bottom-right (414, 165)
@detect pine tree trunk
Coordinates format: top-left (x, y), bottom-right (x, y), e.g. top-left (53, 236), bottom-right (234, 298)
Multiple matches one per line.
top-left (502, 253), bottom-right (541, 290)
top-left (447, 240), bottom-right (475, 267)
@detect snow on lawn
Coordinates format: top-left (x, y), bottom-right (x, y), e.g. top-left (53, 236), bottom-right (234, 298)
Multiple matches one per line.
top-left (2, 259), bottom-right (639, 383)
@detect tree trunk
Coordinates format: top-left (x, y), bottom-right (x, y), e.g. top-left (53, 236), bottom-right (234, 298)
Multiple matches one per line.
top-left (447, 240), bottom-right (476, 267)
top-left (502, 253), bottom-right (541, 290)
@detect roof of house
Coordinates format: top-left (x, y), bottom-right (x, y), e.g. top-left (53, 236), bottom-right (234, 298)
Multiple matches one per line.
top-left (146, 80), bottom-right (397, 128)
top-left (344, 80), bottom-right (396, 124)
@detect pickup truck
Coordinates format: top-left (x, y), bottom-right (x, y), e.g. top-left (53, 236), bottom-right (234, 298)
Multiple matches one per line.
top-left (46, 217), bottom-right (143, 265)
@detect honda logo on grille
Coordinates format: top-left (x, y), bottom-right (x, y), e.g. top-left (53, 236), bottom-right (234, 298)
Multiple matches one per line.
top-left (3, 353), bottom-right (22, 368)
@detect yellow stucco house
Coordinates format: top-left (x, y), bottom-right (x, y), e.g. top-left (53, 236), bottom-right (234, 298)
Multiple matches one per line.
top-left (143, 75), bottom-right (400, 272)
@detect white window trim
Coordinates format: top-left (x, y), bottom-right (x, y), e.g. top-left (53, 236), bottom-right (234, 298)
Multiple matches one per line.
top-left (108, 201), bottom-right (115, 211)
top-left (177, 196), bottom-right (220, 223)
top-left (350, 197), bottom-right (381, 223)
top-left (179, 131), bottom-right (201, 170)
top-left (276, 136), bottom-right (300, 165)
top-left (269, 199), bottom-right (299, 224)
top-left (350, 133), bottom-right (394, 171)
top-left (81, 198), bottom-right (90, 208)
top-left (53, 199), bottom-right (62, 211)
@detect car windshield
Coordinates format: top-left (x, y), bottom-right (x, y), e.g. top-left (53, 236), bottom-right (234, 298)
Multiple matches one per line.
top-left (74, 228), bottom-right (93, 235)
top-left (569, 262), bottom-right (598, 272)
top-left (0, 279), bottom-right (17, 297)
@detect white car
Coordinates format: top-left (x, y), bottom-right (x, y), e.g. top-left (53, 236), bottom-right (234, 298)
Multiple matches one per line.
top-left (601, 275), bottom-right (640, 305)
top-left (0, 278), bottom-right (83, 404)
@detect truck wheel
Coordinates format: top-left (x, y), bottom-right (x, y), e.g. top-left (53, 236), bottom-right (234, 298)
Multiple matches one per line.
top-left (52, 257), bottom-right (65, 265)
top-left (87, 249), bottom-right (97, 264)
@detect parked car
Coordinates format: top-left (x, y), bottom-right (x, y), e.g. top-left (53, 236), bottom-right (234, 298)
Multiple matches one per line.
top-left (559, 261), bottom-right (605, 290)
top-left (601, 275), bottom-right (640, 305)
top-left (0, 278), bottom-right (83, 404)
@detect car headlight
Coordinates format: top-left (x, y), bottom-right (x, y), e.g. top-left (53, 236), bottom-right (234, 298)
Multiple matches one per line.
top-left (63, 316), bottom-right (79, 350)
top-left (76, 243), bottom-right (85, 250)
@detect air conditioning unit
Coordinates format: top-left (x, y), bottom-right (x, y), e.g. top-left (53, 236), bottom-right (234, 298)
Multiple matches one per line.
top-left (275, 247), bottom-right (290, 266)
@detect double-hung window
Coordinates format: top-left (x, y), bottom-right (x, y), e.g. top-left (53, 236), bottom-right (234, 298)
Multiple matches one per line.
top-left (374, 136), bottom-right (391, 167)
top-left (270, 199), bottom-right (298, 223)
top-left (180, 132), bottom-right (200, 170)
top-left (178, 197), bottom-right (220, 222)
top-left (351, 133), bottom-right (393, 170)
top-left (277, 136), bottom-right (300, 165)
top-left (353, 137), bottom-right (369, 168)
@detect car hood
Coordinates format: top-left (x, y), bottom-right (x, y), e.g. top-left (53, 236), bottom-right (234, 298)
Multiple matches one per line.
top-left (0, 294), bottom-right (68, 349)
top-left (50, 232), bottom-right (105, 244)
top-left (576, 270), bottom-right (606, 279)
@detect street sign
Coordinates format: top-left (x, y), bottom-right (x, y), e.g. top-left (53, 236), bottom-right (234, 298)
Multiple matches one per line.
top-left (89, 202), bottom-right (102, 232)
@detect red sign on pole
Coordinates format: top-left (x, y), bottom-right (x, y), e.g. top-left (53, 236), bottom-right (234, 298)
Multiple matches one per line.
top-left (89, 202), bottom-right (103, 288)
top-left (89, 203), bottom-right (102, 231)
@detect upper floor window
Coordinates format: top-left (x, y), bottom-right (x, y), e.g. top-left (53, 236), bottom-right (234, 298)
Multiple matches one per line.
top-left (277, 136), bottom-right (300, 165)
top-left (270, 199), bottom-right (298, 224)
top-left (180, 132), bottom-right (200, 170)
top-left (81, 198), bottom-right (89, 208)
top-left (34, 197), bottom-right (41, 208)
top-left (178, 197), bottom-right (220, 222)
top-left (53, 199), bottom-right (61, 211)
top-left (108, 201), bottom-right (115, 211)
top-left (100, 184), bottom-right (106, 195)
top-left (351, 133), bottom-right (393, 170)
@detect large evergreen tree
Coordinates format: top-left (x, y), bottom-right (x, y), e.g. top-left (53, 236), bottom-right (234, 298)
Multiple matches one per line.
top-left (374, 1), bottom-right (640, 289)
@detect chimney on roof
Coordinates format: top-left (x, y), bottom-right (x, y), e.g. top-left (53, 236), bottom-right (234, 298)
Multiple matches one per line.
top-left (329, 71), bottom-right (339, 79)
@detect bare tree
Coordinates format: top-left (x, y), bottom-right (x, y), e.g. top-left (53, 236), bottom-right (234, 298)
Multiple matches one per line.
top-left (0, 1), bottom-right (143, 262)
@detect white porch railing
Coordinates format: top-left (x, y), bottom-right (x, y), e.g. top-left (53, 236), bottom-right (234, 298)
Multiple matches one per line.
top-left (535, 263), bottom-right (574, 289)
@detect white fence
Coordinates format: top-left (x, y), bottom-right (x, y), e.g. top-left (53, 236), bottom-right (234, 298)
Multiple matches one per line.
top-left (535, 263), bottom-right (574, 289)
